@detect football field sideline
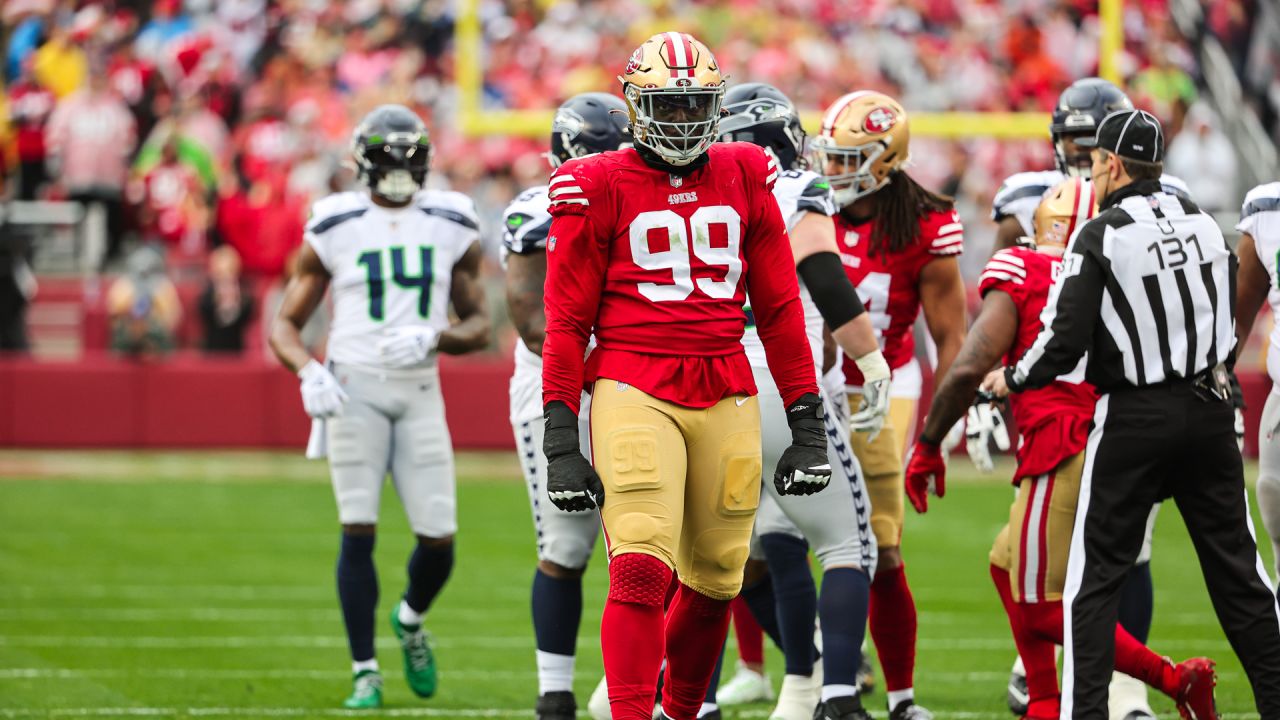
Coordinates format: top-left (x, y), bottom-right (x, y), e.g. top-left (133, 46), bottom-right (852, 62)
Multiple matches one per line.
top-left (0, 450), bottom-right (1274, 718)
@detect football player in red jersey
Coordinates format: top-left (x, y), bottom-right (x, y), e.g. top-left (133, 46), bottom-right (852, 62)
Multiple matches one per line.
top-left (540, 32), bottom-right (831, 720)
top-left (903, 179), bottom-right (1218, 720)
top-left (812, 91), bottom-right (968, 720)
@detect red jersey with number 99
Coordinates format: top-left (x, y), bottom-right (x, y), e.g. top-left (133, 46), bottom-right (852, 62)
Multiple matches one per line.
top-left (541, 143), bottom-right (818, 413)
top-left (837, 207), bottom-right (964, 386)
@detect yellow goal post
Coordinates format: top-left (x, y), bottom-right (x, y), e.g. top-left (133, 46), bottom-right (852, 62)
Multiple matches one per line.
top-left (454, 0), bottom-right (1124, 141)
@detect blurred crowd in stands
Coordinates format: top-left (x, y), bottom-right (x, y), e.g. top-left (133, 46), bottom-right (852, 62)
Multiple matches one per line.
top-left (0, 0), bottom-right (1269, 359)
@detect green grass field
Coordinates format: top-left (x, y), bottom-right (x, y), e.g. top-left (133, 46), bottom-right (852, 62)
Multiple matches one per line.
top-left (0, 449), bottom-right (1275, 719)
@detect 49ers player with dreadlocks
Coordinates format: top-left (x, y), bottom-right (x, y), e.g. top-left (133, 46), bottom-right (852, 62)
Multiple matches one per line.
top-left (541, 32), bottom-right (831, 720)
top-left (811, 91), bottom-right (969, 720)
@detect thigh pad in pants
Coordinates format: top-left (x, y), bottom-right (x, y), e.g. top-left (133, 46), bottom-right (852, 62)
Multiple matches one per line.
top-left (1008, 452), bottom-right (1082, 603)
top-left (390, 379), bottom-right (458, 538)
top-left (327, 393), bottom-right (392, 527)
top-left (850, 395), bottom-right (913, 548)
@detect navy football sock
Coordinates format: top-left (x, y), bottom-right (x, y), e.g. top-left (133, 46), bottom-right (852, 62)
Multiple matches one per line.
top-left (760, 533), bottom-right (818, 676)
top-left (1118, 560), bottom-right (1154, 644)
top-left (337, 533), bottom-right (379, 662)
top-left (740, 573), bottom-right (786, 650)
top-left (818, 567), bottom-right (871, 689)
top-left (531, 568), bottom-right (582, 656)
top-left (403, 539), bottom-right (454, 618)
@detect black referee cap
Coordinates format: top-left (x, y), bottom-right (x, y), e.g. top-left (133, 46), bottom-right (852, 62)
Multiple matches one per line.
top-left (1076, 109), bottom-right (1164, 163)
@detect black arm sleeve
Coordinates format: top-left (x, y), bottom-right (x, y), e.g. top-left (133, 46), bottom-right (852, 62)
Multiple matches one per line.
top-left (796, 251), bottom-right (865, 330)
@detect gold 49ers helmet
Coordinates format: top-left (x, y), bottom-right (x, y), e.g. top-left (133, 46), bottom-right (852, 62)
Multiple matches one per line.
top-left (812, 91), bottom-right (910, 206)
top-left (1033, 177), bottom-right (1097, 250)
top-left (618, 32), bottom-right (726, 166)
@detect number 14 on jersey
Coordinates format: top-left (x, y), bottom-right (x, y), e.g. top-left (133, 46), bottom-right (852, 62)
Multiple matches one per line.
top-left (357, 246), bottom-right (434, 321)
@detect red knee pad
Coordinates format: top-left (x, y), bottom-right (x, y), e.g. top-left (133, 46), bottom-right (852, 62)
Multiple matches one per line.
top-left (608, 553), bottom-right (673, 607)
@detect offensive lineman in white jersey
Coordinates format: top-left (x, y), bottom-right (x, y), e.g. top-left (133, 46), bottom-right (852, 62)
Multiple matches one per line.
top-left (502, 92), bottom-right (630, 720)
top-left (269, 105), bottom-right (490, 709)
top-left (714, 83), bottom-right (891, 720)
top-left (988, 78), bottom-right (1199, 720)
top-left (1233, 181), bottom-right (1280, 584)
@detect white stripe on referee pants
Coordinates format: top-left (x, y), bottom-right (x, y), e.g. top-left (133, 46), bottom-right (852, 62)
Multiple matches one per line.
top-left (1241, 487), bottom-right (1280, 631)
top-left (1060, 393), bottom-right (1109, 720)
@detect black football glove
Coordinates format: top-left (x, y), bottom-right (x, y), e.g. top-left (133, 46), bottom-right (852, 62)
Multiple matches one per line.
top-left (773, 393), bottom-right (832, 496)
top-left (543, 401), bottom-right (605, 512)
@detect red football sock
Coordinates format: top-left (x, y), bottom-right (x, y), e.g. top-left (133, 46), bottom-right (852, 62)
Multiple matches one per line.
top-left (603, 554), bottom-right (672, 720)
top-left (662, 583), bottom-right (732, 719)
top-left (1114, 624), bottom-right (1178, 697)
top-left (731, 595), bottom-right (765, 667)
top-left (869, 563), bottom-right (917, 692)
top-left (992, 566), bottom-right (1061, 719)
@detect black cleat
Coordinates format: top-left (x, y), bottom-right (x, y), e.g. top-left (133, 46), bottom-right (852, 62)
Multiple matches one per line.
top-left (888, 699), bottom-right (934, 720)
top-left (536, 690), bottom-right (577, 720)
top-left (1007, 669), bottom-right (1029, 716)
top-left (814, 695), bottom-right (874, 720)
top-left (856, 656), bottom-right (876, 696)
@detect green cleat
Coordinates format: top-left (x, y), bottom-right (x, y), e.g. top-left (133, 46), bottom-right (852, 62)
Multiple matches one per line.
top-left (343, 669), bottom-right (383, 709)
top-left (391, 608), bottom-right (438, 698)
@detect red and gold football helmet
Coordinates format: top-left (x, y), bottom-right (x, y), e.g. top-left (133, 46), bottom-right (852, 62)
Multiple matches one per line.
top-left (1033, 177), bottom-right (1097, 251)
top-left (617, 32), bottom-right (726, 166)
top-left (812, 91), bottom-right (910, 206)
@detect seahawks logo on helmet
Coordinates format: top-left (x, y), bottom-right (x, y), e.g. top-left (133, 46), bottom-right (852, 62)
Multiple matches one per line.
top-left (552, 108), bottom-right (587, 144)
top-left (548, 93), bottom-right (630, 167)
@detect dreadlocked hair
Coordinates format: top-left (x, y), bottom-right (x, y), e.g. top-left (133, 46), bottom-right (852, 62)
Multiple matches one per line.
top-left (869, 171), bottom-right (955, 256)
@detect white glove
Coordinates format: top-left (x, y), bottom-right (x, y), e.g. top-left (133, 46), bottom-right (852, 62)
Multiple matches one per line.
top-left (376, 326), bottom-right (440, 368)
top-left (965, 399), bottom-right (1011, 473)
top-left (850, 349), bottom-right (892, 443)
top-left (298, 359), bottom-right (348, 419)
top-left (941, 417), bottom-right (965, 456)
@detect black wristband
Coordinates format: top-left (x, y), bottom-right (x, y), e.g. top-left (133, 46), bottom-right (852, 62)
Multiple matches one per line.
top-left (797, 251), bottom-right (866, 330)
top-left (917, 433), bottom-right (941, 447)
top-left (543, 401), bottom-right (580, 458)
top-left (785, 393), bottom-right (826, 448)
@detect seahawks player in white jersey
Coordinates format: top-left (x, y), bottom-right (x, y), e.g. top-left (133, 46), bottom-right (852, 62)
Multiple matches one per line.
top-left (709, 83), bottom-right (892, 720)
top-left (1234, 181), bottom-right (1280, 585)
top-left (990, 79), bottom-right (1195, 720)
top-left (269, 105), bottom-right (489, 710)
top-left (502, 92), bottom-right (629, 720)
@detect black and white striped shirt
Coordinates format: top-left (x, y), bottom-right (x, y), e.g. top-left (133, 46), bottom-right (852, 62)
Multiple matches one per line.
top-left (1007, 179), bottom-right (1237, 393)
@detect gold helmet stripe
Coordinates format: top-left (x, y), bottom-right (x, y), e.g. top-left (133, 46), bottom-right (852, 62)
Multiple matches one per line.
top-left (821, 90), bottom-right (876, 135)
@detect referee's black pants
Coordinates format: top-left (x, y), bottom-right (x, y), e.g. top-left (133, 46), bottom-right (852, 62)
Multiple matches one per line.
top-left (1064, 381), bottom-right (1280, 719)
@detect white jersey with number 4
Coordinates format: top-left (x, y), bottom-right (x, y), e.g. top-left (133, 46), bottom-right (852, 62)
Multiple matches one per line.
top-left (992, 169), bottom-right (1193, 237)
top-left (1237, 182), bottom-right (1280, 386)
top-left (305, 189), bottom-right (480, 369)
top-left (742, 168), bottom-right (838, 371)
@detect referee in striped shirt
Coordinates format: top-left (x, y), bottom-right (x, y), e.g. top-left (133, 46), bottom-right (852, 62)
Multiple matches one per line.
top-left (984, 109), bottom-right (1280, 719)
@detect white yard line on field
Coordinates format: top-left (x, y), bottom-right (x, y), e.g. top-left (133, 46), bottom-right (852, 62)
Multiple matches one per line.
top-left (0, 667), bottom-right (1249, 683)
top-left (0, 635), bottom-right (1237, 652)
top-left (0, 608), bottom-right (505, 623)
top-left (0, 710), bottom-right (1262, 720)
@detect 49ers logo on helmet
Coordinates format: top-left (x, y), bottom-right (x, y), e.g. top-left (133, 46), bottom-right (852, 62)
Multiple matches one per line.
top-left (624, 48), bottom-right (644, 75)
top-left (863, 107), bottom-right (897, 134)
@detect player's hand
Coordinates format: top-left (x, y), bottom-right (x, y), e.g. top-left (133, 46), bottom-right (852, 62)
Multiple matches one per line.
top-left (965, 394), bottom-right (1011, 473)
top-left (774, 393), bottom-right (832, 496)
top-left (1235, 407), bottom-right (1245, 453)
top-left (850, 350), bottom-right (891, 442)
top-left (543, 401), bottom-right (604, 512)
top-left (981, 367), bottom-right (1011, 398)
top-left (298, 359), bottom-right (348, 419)
top-left (904, 438), bottom-right (946, 514)
top-left (376, 326), bottom-right (440, 368)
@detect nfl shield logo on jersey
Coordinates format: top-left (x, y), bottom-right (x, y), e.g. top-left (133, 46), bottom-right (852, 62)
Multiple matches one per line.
top-left (548, 236), bottom-right (557, 252)
top-left (669, 174), bottom-right (683, 188)
top-left (843, 230), bottom-right (860, 248)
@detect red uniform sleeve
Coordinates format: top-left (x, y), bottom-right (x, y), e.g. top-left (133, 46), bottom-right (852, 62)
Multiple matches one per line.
top-left (542, 160), bottom-right (609, 415)
top-left (978, 248), bottom-right (1029, 298)
top-left (739, 147), bottom-right (819, 406)
top-left (925, 208), bottom-right (965, 257)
